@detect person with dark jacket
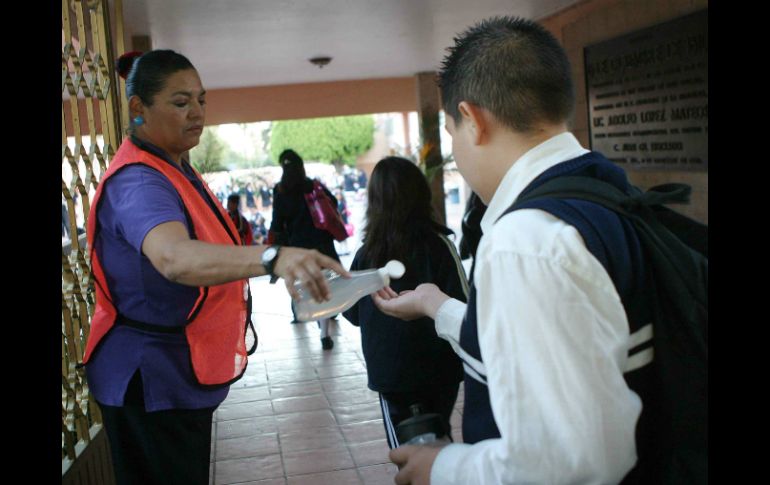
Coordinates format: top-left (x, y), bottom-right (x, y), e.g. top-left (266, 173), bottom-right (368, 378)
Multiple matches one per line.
top-left (270, 149), bottom-right (340, 349)
top-left (343, 156), bottom-right (468, 449)
top-left (458, 191), bottom-right (487, 281)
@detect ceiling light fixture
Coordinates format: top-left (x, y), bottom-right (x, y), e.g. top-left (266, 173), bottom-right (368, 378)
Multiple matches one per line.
top-left (309, 56), bottom-right (332, 69)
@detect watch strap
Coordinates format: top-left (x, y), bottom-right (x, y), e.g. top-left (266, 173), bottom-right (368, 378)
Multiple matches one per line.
top-left (262, 245), bottom-right (281, 277)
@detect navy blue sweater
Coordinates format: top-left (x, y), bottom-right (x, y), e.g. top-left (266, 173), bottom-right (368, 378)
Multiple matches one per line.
top-left (343, 231), bottom-right (467, 393)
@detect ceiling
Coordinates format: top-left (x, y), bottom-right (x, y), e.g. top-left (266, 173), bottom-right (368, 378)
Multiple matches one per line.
top-left (119, 0), bottom-right (581, 90)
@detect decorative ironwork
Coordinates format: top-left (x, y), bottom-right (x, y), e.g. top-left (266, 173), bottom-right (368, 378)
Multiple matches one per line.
top-left (62, 0), bottom-right (123, 472)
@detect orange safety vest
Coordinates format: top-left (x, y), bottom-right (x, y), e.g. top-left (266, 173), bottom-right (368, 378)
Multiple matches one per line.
top-left (82, 138), bottom-right (254, 386)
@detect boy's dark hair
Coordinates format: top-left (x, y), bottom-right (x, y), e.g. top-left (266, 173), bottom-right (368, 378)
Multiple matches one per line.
top-left (227, 194), bottom-right (241, 205)
top-left (438, 16), bottom-right (575, 132)
top-left (360, 157), bottom-right (451, 269)
top-left (121, 49), bottom-right (196, 106)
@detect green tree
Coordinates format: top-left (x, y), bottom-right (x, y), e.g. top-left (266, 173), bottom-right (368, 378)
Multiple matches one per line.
top-left (220, 122), bottom-right (275, 169)
top-left (259, 122), bottom-right (275, 166)
top-left (269, 115), bottom-right (375, 170)
top-left (190, 126), bottom-right (226, 173)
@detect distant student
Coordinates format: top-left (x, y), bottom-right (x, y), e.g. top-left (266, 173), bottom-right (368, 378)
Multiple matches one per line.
top-left (343, 156), bottom-right (468, 448)
top-left (226, 194), bottom-right (253, 245)
top-left (270, 149), bottom-right (341, 350)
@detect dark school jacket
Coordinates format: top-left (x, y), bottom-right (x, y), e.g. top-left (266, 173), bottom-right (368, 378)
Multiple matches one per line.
top-left (269, 178), bottom-right (339, 261)
top-left (343, 230), bottom-right (467, 393)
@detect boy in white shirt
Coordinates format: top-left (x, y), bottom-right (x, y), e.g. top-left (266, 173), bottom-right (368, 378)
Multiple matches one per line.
top-left (375, 16), bottom-right (645, 485)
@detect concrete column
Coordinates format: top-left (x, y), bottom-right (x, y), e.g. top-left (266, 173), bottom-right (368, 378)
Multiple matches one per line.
top-left (415, 72), bottom-right (446, 225)
top-left (402, 112), bottom-right (412, 155)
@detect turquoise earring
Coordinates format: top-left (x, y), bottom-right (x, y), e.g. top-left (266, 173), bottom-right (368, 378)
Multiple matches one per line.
top-left (133, 116), bottom-right (144, 126)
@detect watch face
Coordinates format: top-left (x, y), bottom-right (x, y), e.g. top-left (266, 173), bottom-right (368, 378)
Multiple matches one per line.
top-left (263, 246), bottom-right (277, 262)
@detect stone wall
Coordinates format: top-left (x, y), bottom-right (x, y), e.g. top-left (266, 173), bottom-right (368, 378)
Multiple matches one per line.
top-left (541, 0), bottom-right (709, 223)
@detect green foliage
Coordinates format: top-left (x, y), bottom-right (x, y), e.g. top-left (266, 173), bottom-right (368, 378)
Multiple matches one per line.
top-left (220, 123), bottom-right (275, 170)
top-left (223, 147), bottom-right (255, 170)
top-left (422, 154), bottom-right (455, 184)
top-left (190, 126), bottom-right (226, 173)
top-left (269, 115), bottom-right (375, 169)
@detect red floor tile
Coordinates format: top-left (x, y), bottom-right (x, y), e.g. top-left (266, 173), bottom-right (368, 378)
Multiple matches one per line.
top-left (286, 468), bottom-right (362, 485)
top-left (320, 374), bottom-right (369, 393)
top-left (224, 385), bottom-right (271, 404)
top-left (269, 381), bottom-right (324, 399)
top-left (272, 394), bottom-right (330, 414)
top-left (348, 439), bottom-right (390, 467)
top-left (340, 420), bottom-right (387, 444)
top-left (215, 433), bottom-right (280, 461)
top-left (333, 402), bottom-right (384, 426)
top-left (358, 463), bottom-right (399, 485)
top-left (279, 426), bottom-right (346, 453)
top-left (282, 446), bottom-right (355, 476)
top-left (275, 409), bottom-right (337, 432)
top-left (217, 415), bottom-right (277, 440)
top-left (216, 400), bottom-right (274, 422)
top-left (214, 453), bottom-right (284, 484)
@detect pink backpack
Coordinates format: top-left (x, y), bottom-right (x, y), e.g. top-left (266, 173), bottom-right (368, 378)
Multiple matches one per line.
top-left (304, 180), bottom-right (349, 241)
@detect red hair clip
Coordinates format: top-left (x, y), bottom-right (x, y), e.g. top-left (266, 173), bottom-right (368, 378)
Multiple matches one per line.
top-left (116, 51), bottom-right (143, 80)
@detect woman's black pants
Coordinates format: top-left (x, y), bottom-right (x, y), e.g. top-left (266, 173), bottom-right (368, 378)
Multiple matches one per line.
top-left (98, 372), bottom-right (216, 485)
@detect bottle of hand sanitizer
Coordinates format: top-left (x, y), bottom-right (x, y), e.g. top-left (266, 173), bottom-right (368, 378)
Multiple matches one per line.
top-left (293, 260), bottom-right (405, 322)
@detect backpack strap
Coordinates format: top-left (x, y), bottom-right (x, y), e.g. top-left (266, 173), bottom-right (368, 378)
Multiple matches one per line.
top-left (509, 177), bottom-right (706, 308)
top-left (513, 176), bottom-right (692, 218)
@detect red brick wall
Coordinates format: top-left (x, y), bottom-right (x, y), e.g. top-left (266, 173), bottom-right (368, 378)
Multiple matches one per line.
top-left (204, 77), bottom-right (417, 125)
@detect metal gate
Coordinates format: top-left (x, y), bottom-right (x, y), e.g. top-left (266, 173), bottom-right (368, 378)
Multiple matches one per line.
top-left (62, 0), bottom-right (126, 482)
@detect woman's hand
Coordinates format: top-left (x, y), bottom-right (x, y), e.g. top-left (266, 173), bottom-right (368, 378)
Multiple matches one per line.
top-left (273, 247), bottom-right (349, 302)
top-left (372, 283), bottom-right (449, 321)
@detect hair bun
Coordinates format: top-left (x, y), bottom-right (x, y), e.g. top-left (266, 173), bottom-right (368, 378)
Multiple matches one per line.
top-left (116, 51), bottom-right (143, 80)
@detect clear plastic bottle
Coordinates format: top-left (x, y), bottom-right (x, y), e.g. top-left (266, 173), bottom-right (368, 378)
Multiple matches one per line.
top-left (293, 260), bottom-right (405, 322)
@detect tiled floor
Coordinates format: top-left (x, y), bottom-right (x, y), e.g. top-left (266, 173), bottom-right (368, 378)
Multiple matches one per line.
top-left (210, 271), bottom-right (465, 485)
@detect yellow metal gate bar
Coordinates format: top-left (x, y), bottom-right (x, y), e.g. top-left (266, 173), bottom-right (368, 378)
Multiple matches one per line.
top-left (61, 0), bottom-right (124, 479)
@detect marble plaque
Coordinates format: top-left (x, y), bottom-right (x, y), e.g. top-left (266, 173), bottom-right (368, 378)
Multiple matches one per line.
top-left (585, 10), bottom-right (708, 170)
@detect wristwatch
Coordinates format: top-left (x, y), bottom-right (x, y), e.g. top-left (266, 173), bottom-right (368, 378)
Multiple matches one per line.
top-left (261, 245), bottom-right (282, 277)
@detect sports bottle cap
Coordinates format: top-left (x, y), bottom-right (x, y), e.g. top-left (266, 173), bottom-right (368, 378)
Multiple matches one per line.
top-left (385, 260), bottom-right (405, 279)
top-left (378, 260), bottom-right (405, 284)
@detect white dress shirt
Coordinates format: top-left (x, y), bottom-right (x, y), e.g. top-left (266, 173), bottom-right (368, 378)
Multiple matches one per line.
top-left (431, 132), bottom-right (642, 484)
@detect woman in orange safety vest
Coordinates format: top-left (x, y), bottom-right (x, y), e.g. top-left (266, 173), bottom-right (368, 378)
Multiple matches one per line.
top-left (82, 49), bottom-right (347, 485)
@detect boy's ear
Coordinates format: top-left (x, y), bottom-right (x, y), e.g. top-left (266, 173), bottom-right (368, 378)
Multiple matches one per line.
top-left (458, 101), bottom-right (488, 145)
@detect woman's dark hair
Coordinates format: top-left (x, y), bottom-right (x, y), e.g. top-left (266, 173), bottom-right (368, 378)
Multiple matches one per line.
top-left (278, 149), bottom-right (309, 193)
top-left (360, 156), bottom-right (451, 269)
top-left (117, 49), bottom-right (196, 106)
